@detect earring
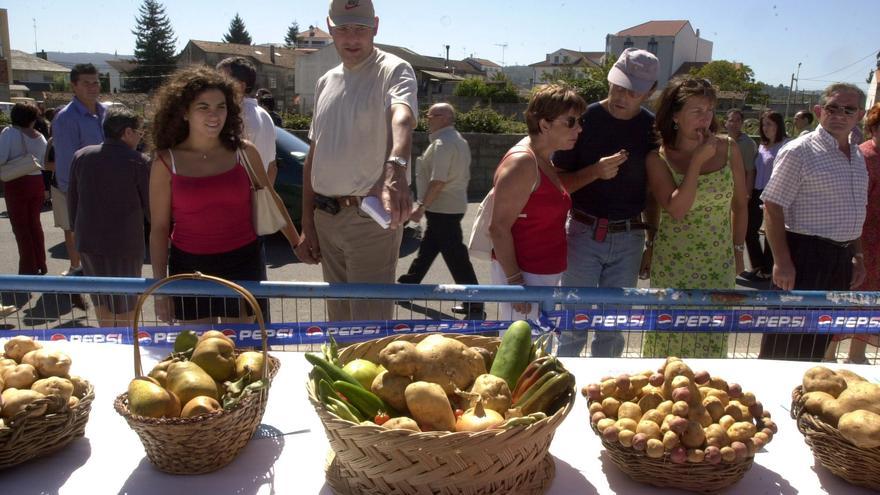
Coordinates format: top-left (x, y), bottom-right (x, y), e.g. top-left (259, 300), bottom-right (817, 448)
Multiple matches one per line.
top-left (673, 122), bottom-right (678, 130)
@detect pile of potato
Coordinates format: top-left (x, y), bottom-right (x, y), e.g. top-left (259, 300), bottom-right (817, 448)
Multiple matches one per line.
top-left (584, 357), bottom-right (776, 464)
top-left (0, 336), bottom-right (88, 427)
top-left (800, 366), bottom-right (880, 449)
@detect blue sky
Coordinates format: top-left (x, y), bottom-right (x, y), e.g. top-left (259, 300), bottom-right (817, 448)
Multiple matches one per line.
top-left (4, 0), bottom-right (877, 91)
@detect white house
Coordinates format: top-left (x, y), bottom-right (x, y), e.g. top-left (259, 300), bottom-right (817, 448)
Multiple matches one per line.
top-left (465, 57), bottom-right (502, 79)
top-left (296, 26), bottom-right (333, 49)
top-left (606, 20), bottom-right (712, 89)
top-left (528, 49), bottom-right (605, 86)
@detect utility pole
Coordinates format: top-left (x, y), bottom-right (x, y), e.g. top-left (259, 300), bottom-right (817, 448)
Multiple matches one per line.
top-left (32, 18), bottom-right (37, 53)
top-left (785, 62), bottom-right (801, 120)
top-left (494, 43), bottom-right (508, 67)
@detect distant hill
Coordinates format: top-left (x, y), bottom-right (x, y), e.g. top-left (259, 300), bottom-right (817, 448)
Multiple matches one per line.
top-left (43, 52), bottom-right (134, 72)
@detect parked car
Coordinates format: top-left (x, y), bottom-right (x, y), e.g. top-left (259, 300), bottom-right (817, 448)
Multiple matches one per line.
top-left (273, 126), bottom-right (309, 227)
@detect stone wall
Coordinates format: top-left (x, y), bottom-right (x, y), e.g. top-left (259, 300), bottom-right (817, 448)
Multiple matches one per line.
top-left (289, 130), bottom-right (524, 200)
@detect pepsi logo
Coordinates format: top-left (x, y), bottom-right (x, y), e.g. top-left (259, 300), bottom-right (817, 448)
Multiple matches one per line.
top-left (305, 326), bottom-right (323, 337)
top-left (657, 314), bottom-right (673, 325)
top-left (738, 314), bottom-right (754, 326)
top-left (573, 313), bottom-right (589, 328)
top-left (392, 324), bottom-right (411, 333)
top-left (50, 333), bottom-right (68, 341)
top-left (137, 331), bottom-right (152, 343)
top-left (222, 329), bottom-right (236, 339)
top-left (480, 321), bottom-right (496, 327)
top-left (817, 315), bottom-right (833, 326)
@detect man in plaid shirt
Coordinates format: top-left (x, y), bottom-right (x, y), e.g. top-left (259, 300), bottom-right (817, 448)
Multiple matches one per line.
top-left (760, 83), bottom-right (868, 361)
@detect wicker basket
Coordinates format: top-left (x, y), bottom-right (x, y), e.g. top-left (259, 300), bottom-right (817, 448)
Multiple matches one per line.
top-left (590, 424), bottom-right (753, 494)
top-left (0, 380), bottom-right (95, 470)
top-left (307, 333), bottom-right (575, 495)
top-left (113, 272), bottom-right (280, 475)
top-left (791, 385), bottom-right (880, 490)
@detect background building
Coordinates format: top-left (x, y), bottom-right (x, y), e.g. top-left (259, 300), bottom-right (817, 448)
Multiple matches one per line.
top-left (529, 49), bottom-right (604, 85)
top-left (10, 50), bottom-right (69, 95)
top-left (0, 9), bottom-right (11, 102)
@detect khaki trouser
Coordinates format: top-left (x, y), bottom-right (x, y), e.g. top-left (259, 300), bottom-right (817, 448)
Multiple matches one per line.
top-left (314, 206), bottom-right (403, 321)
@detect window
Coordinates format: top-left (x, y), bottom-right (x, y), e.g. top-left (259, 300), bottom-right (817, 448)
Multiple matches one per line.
top-left (563, 56), bottom-right (569, 63)
top-left (269, 76), bottom-right (277, 89)
top-left (624, 37), bottom-right (634, 49)
top-left (554, 56), bottom-right (559, 63)
top-left (648, 37), bottom-right (658, 54)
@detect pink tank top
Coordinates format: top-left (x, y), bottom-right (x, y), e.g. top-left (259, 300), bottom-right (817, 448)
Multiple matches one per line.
top-left (160, 150), bottom-right (256, 254)
top-left (497, 146), bottom-right (571, 274)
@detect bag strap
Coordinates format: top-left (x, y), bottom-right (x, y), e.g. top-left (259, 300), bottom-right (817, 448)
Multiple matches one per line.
top-left (237, 148), bottom-right (261, 191)
top-left (496, 144), bottom-right (541, 193)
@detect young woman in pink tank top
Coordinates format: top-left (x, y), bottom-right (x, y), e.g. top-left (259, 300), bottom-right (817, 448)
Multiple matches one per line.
top-left (489, 84), bottom-right (586, 321)
top-left (148, 66), bottom-right (302, 324)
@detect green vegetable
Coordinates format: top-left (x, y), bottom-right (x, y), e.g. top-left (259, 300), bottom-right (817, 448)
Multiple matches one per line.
top-left (326, 397), bottom-right (362, 423)
top-left (511, 357), bottom-right (558, 403)
top-left (305, 352), bottom-right (362, 389)
top-left (334, 380), bottom-right (391, 418)
top-left (513, 371), bottom-right (558, 408)
top-left (490, 320), bottom-right (534, 390)
top-left (517, 372), bottom-right (574, 415)
top-left (318, 379), bottom-right (342, 405)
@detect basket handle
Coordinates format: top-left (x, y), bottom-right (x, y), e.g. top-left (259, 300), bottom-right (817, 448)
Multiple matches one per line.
top-left (130, 272), bottom-right (269, 381)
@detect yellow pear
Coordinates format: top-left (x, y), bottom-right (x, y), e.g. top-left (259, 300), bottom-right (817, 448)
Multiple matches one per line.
top-left (165, 361), bottom-right (219, 407)
top-left (127, 378), bottom-right (177, 419)
top-left (198, 330), bottom-right (235, 347)
top-left (181, 396), bottom-right (222, 418)
top-left (191, 337), bottom-right (236, 381)
top-left (235, 351), bottom-right (265, 383)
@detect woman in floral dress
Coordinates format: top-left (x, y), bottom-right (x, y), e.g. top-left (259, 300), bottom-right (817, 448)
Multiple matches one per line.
top-left (643, 76), bottom-right (749, 358)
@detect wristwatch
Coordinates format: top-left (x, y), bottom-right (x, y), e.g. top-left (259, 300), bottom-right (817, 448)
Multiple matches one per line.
top-left (385, 156), bottom-right (409, 168)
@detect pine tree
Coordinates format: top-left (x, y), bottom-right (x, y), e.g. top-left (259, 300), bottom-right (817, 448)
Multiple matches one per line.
top-left (284, 21), bottom-right (300, 47)
top-left (223, 13), bottom-right (252, 45)
top-left (129, 0), bottom-right (177, 93)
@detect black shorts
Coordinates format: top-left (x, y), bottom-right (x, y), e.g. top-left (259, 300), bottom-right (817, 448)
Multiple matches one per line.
top-left (168, 240), bottom-right (262, 320)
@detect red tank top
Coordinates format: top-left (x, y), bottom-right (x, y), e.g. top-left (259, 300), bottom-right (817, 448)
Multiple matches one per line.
top-left (161, 151), bottom-right (256, 254)
top-left (498, 147), bottom-right (571, 274)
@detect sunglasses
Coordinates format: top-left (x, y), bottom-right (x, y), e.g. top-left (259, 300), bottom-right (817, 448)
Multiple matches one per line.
top-left (823, 104), bottom-right (859, 116)
top-left (553, 116), bottom-right (580, 128)
top-left (682, 78), bottom-right (713, 89)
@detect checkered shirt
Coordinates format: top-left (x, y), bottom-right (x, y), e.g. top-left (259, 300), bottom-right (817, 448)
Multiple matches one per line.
top-left (761, 125), bottom-right (867, 242)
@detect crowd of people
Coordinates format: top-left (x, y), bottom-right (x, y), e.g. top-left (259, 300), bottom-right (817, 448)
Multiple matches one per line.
top-left (0, 0), bottom-right (877, 363)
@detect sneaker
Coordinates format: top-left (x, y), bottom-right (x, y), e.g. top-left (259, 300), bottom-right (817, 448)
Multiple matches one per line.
top-left (61, 266), bottom-right (84, 277)
top-left (0, 304), bottom-right (18, 317)
top-left (451, 304), bottom-right (485, 315)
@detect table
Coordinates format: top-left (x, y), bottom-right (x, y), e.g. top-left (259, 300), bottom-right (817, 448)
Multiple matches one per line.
top-left (2, 342), bottom-right (877, 494)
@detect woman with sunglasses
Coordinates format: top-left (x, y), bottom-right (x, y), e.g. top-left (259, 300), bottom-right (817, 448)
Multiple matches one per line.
top-left (642, 76), bottom-right (749, 358)
top-left (744, 111), bottom-right (790, 281)
top-left (488, 84), bottom-right (585, 321)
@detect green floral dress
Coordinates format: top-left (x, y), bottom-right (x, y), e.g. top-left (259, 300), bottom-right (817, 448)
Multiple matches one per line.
top-left (643, 142), bottom-right (735, 358)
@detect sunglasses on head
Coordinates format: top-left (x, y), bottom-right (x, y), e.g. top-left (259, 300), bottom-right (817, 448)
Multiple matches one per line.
top-left (682, 78), bottom-right (713, 89)
top-left (553, 116), bottom-right (579, 128)
top-left (823, 104), bottom-right (859, 116)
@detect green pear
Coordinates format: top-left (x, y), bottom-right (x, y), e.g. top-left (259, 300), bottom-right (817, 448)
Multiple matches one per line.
top-left (165, 361), bottom-right (219, 407)
top-left (127, 377), bottom-right (179, 418)
top-left (191, 337), bottom-right (236, 381)
top-left (235, 351), bottom-right (265, 384)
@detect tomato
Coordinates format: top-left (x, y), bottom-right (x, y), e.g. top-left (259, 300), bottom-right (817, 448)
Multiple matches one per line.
top-left (374, 412), bottom-right (390, 425)
top-left (454, 408), bottom-right (464, 419)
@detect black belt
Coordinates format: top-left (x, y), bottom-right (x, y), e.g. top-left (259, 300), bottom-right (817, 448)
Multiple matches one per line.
top-left (788, 231), bottom-right (855, 249)
top-left (571, 210), bottom-right (647, 232)
top-left (314, 193), bottom-right (363, 215)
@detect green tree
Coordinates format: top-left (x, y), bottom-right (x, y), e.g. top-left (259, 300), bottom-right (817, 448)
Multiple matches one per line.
top-left (453, 77), bottom-right (520, 103)
top-left (540, 57), bottom-right (614, 104)
top-left (223, 13), bottom-right (252, 45)
top-left (284, 21), bottom-right (300, 47)
top-left (129, 0), bottom-right (177, 93)
top-left (690, 60), bottom-right (765, 102)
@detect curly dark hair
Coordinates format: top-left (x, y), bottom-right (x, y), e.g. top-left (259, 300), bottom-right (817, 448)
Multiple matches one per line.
top-left (654, 76), bottom-right (719, 149)
top-left (149, 66), bottom-right (243, 151)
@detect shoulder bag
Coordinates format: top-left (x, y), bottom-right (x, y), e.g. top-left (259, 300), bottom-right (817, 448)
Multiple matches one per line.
top-left (467, 146), bottom-right (540, 260)
top-left (238, 148), bottom-right (289, 236)
top-left (1, 128), bottom-right (42, 182)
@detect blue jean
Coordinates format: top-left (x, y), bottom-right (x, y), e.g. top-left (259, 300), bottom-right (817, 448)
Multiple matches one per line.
top-left (558, 216), bottom-right (645, 357)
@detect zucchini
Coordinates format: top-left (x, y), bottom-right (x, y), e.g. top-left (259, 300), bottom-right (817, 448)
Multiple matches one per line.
top-left (305, 352), bottom-right (362, 388)
top-left (518, 372), bottom-right (575, 415)
top-left (490, 320), bottom-right (534, 390)
top-left (334, 380), bottom-right (391, 418)
top-left (513, 371), bottom-right (558, 408)
top-left (326, 396), bottom-right (364, 422)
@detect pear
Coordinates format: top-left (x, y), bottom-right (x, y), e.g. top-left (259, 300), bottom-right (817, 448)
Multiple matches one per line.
top-left (148, 359), bottom-right (175, 387)
top-left (173, 330), bottom-right (199, 353)
top-left (181, 396), bottom-right (222, 418)
top-left (235, 351), bottom-right (265, 383)
top-left (198, 330), bottom-right (235, 347)
top-left (127, 377), bottom-right (178, 418)
top-left (165, 361), bottom-right (219, 407)
top-left (191, 337), bottom-right (236, 381)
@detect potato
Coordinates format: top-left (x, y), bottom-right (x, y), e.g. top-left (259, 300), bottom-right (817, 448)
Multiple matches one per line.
top-left (68, 375), bottom-right (89, 398)
top-left (641, 409), bottom-right (664, 426)
top-left (682, 420), bottom-right (706, 448)
top-left (0, 388), bottom-right (46, 419)
top-left (413, 335), bottom-right (486, 394)
top-left (836, 382), bottom-right (880, 416)
top-left (687, 448), bottom-right (706, 463)
top-left (596, 418), bottom-right (616, 432)
top-left (838, 410), bottom-right (880, 449)
top-left (705, 423), bottom-right (730, 448)
top-left (372, 371), bottom-right (412, 413)
top-left (803, 366), bottom-right (847, 398)
top-left (600, 379), bottom-right (617, 398)
top-left (470, 374), bottom-right (511, 414)
top-left (0, 358), bottom-right (16, 378)
top-left (617, 402), bottom-right (642, 422)
top-left (601, 397), bottom-right (621, 417)
top-left (801, 391), bottom-right (834, 416)
top-left (23, 349), bottom-right (71, 378)
top-left (723, 403), bottom-right (744, 421)
top-left (709, 376), bottom-right (729, 392)
top-left (31, 377), bottom-right (74, 412)
top-left (662, 430), bottom-right (680, 449)
top-left (705, 388), bottom-right (730, 406)
top-left (3, 336), bottom-right (42, 363)
top-left (618, 429), bottom-right (635, 447)
top-left (646, 438), bottom-right (665, 458)
top-left (727, 421), bottom-right (757, 443)
top-left (616, 417), bottom-right (638, 433)
top-left (636, 419), bottom-right (662, 440)
top-left (589, 401), bottom-right (603, 415)
top-left (657, 400), bottom-right (674, 416)
top-left (378, 341), bottom-right (419, 377)
top-left (404, 381), bottom-right (455, 432)
top-left (835, 369), bottom-right (867, 385)
top-left (383, 417), bottom-right (421, 432)
top-left (2, 364), bottom-right (38, 389)
top-left (703, 396), bottom-right (726, 422)
top-left (718, 415), bottom-right (736, 431)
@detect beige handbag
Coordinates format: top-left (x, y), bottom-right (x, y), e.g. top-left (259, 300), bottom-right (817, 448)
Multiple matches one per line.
top-left (238, 148), bottom-right (288, 236)
top-left (1, 128), bottom-right (42, 182)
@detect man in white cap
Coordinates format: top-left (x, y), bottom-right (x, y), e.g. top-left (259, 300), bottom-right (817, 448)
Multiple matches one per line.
top-left (554, 47), bottom-right (660, 357)
top-left (299, 0), bottom-right (418, 321)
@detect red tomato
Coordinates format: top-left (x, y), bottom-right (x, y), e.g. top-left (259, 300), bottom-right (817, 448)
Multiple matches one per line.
top-left (374, 412), bottom-right (390, 425)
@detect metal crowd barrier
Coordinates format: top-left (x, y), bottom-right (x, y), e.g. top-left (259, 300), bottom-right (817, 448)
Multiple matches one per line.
top-left (0, 275), bottom-right (878, 362)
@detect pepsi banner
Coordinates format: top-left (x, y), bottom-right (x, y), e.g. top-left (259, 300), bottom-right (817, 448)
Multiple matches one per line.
top-left (1, 308), bottom-right (878, 348)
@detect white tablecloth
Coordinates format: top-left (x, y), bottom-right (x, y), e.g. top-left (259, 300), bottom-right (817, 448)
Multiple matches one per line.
top-left (2, 342), bottom-right (877, 494)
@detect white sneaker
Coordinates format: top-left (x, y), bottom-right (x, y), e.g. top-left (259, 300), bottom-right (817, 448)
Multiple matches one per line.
top-left (0, 305), bottom-right (18, 317)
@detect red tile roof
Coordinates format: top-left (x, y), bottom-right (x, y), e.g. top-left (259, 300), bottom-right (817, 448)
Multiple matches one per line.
top-left (616, 20), bottom-right (691, 37)
top-left (297, 26), bottom-right (331, 41)
top-left (188, 40), bottom-right (299, 69)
